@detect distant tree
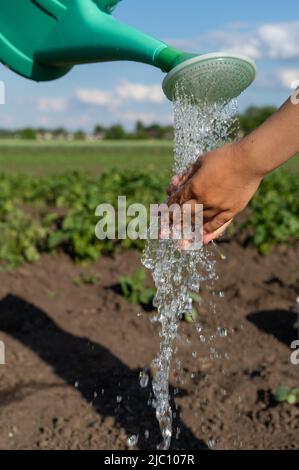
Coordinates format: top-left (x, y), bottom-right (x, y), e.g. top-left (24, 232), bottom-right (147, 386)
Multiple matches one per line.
top-left (94, 124), bottom-right (106, 135)
top-left (133, 121), bottom-right (173, 139)
top-left (145, 123), bottom-right (165, 139)
top-left (52, 127), bottom-right (68, 137)
top-left (134, 120), bottom-right (146, 139)
top-left (0, 129), bottom-right (13, 138)
top-left (74, 130), bottom-right (86, 140)
top-left (105, 124), bottom-right (126, 140)
top-left (19, 128), bottom-right (36, 140)
top-left (238, 106), bottom-right (277, 135)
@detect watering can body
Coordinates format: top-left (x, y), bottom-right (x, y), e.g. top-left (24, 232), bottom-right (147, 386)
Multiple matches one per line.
top-left (0, 0), bottom-right (187, 82)
top-left (0, 0), bottom-right (256, 103)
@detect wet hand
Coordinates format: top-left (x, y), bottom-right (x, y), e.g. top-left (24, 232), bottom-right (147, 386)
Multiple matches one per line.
top-left (167, 142), bottom-right (263, 244)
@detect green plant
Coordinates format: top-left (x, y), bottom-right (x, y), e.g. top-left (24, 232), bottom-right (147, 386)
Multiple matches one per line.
top-left (73, 272), bottom-right (100, 287)
top-left (274, 385), bottom-right (299, 405)
top-left (119, 268), bottom-right (156, 307)
top-left (0, 167), bottom-right (298, 269)
top-left (182, 293), bottom-right (201, 323)
top-left (241, 170), bottom-right (299, 254)
top-left (0, 170), bottom-right (167, 268)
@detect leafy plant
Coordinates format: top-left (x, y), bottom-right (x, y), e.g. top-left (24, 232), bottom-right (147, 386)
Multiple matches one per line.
top-left (241, 170), bottom-right (299, 254)
top-left (0, 168), bottom-right (298, 269)
top-left (274, 385), bottom-right (299, 405)
top-left (182, 293), bottom-right (201, 323)
top-left (119, 268), bottom-right (156, 307)
top-left (73, 272), bottom-right (100, 287)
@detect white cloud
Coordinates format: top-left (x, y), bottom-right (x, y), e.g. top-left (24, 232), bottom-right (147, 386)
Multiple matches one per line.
top-left (37, 97), bottom-right (68, 112)
top-left (166, 21), bottom-right (299, 62)
top-left (258, 22), bottom-right (299, 59)
top-left (75, 88), bottom-right (112, 106)
top-left (75, 81), bottom-right (166, 109)
top-left (276, 69), bottom-right (299, 89)
top-left (34, 114), bottom-right (94, 129)
top-left (115, 81), bottom-right (165, 103)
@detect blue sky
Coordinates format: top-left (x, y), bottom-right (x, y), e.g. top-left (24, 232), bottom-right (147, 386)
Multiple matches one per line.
top-left (0, 0), bottom-right (298, 130)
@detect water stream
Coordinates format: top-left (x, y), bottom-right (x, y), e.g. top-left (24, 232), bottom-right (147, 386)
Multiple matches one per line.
top-left (142, 89), bottom-right (238, 449)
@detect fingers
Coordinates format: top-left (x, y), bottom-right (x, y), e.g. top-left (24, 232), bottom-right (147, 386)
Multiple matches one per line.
top-left (166, 157), bottom-right (203, 197)
top-left (203, 218), bottom-right (233, 244)
top-left (203, 208), bottom-right (220, 220)
top-left (204, 212), bottom-right (233, 235)
top-left (203, 219), bottom-right (233, 244)
top-left (166, 171), bottom-right (191, 195)
top-left (166, 175), bottom-right (184, 195)
top-left (167, 182), bottom-right (195, 207)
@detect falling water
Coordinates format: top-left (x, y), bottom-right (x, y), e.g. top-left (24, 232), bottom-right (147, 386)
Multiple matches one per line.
top-left (142, 87), bottom-right (238, 450)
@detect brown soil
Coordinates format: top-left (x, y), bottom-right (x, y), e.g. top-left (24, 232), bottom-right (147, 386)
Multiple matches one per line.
top-left (0, 242), bottom-right (298, 450)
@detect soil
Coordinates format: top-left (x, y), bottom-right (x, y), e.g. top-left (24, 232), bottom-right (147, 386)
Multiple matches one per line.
top-left (0, 241), bottom-right (298, 450)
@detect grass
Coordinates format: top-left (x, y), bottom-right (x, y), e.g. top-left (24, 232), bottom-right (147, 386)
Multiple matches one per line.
top-left (0, 139), bottom-right (173, 176)
top-left (0, 139), bottom-right (298, 177)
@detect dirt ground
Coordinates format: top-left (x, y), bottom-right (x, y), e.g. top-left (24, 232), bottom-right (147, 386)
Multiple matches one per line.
top-left (0, 241), bottom-right (298, 450)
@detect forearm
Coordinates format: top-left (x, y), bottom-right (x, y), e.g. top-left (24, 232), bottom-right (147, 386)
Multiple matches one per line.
top-left (238, 97), bottom-right (299, 177)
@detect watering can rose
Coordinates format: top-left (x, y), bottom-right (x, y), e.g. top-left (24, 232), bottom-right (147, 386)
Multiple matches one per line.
top-left (95, 196), bottom-right (203, 251)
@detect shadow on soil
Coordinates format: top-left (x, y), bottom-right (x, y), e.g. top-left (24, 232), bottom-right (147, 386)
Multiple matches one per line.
top-left (0, 294), bottom-right (207, 450)
top-left (247, 309), bottom-right (298, 346)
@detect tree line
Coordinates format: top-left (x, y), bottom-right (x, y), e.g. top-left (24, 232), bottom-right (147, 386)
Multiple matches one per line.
top-left (0, 106), bottom-right (277, 141)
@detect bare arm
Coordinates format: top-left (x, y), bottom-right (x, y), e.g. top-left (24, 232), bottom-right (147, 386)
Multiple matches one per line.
top-left (240, 97), bottom-right (299, 176)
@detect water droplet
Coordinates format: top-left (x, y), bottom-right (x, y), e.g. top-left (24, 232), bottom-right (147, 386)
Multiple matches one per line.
top-left (127, 434), bottom-right (139, 447)
top-left (116, 395), bottom-right (122, 403)
top-left (208, 438), bottom-right (216, 449)
top-left (217, 327), bottom-right (227, 337)
top-left (139, 369), bottom-right (149, 388)
top-left (74, 381), bottom-right (79, 388)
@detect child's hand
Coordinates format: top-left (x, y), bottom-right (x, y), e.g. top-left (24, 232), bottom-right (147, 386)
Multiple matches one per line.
top-left (167, 142), bottom-right (263, 244)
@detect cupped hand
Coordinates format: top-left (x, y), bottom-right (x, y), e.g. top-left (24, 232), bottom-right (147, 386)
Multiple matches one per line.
top-left (167, 142), bottom-right (264, 244)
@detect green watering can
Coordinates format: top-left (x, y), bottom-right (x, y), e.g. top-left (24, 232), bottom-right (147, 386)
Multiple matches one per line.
top-left (0, 0), bottom-right (256, 103)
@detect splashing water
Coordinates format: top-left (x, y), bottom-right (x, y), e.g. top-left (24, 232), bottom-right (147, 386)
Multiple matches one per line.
top-left (142, 88), bottom-right (238, 450)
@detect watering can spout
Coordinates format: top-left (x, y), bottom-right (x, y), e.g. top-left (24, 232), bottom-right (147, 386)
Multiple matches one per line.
top-left (35, 1), bottom-right (189, 73)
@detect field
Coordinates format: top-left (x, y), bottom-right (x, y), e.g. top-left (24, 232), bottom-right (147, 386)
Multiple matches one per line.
top-left (0, 139), bottom-right (298, 175)
top-left (0, 140), bottom-right (173, 175)
top-left (0, 141), bottom-right (298, 450)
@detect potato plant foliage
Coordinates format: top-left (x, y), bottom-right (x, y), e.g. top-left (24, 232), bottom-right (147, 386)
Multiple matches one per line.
top-left (0, 169), bottom-right (298, 268)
